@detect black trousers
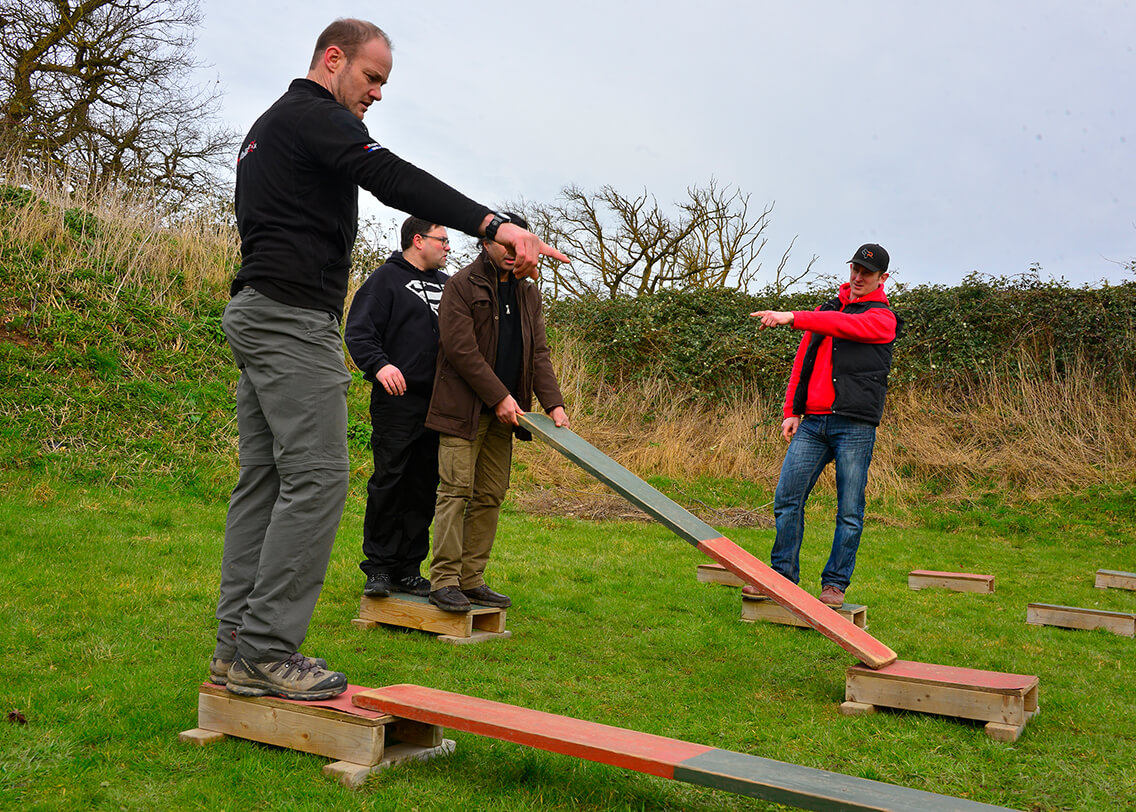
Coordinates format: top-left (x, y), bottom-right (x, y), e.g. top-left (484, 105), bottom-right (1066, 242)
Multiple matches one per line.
top-left (360, 389), bottom-right (439, 579)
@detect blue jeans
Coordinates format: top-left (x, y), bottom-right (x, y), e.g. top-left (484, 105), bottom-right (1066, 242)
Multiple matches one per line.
top-left (770, 414), bottom-right (876, 591)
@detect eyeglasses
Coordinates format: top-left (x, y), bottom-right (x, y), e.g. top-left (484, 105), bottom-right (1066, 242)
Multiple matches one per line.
top-left (421, 234), bottom-right (450, 247)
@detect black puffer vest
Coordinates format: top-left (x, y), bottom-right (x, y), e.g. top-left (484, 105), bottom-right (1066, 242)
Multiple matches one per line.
top-left (791, 299), bottom-right (899, 426)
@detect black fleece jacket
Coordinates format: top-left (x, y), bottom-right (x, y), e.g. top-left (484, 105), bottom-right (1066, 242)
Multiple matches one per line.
top-left (232, 78), bottom-right (490, 320)
top-left (345, 252), bottom-right (449, 397)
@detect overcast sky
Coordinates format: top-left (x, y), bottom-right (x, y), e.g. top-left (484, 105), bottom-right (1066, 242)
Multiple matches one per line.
top-left (194, 0), bottom-right (1135, 289)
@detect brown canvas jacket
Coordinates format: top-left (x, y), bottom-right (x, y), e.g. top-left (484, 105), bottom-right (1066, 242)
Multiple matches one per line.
top-left (425, 251), bottom-right (564, 441)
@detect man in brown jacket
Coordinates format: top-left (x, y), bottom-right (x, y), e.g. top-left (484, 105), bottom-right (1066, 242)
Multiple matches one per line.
top-left (424, 213), bottom-right (569, 612)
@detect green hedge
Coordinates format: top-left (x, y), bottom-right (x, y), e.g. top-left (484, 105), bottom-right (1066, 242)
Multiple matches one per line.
top-left (546, 275), bottom-right (1136, 400)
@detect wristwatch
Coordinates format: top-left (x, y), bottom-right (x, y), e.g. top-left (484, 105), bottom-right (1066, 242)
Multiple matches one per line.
top-left (484, 213), bottom-right (511, 242)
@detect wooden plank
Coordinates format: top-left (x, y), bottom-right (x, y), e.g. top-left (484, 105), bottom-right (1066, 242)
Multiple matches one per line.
top-left (354, 684), bottom-right (1012, 811)
top-left (354, 684), bottom-right (711, 779)
top-left (742, 595), bottom-right (867, 629)
top-left (844, 661), bottom-right (1039, 728)
top-left (697, 562), bottom-right (745, 587)
top-left (196, 683), bottom-right (389, 765)
top-left (1095, 569), bottom-right (1136, 591)
top-left (699, 536), bottom-right (896, 669)
top-left (518, 412), bottom-right (898, 670)
top-left (517, 413), bottom-right (720, 546)
top-left (357, 594), bottom-right (507, 638)
top-left (675, 748), bottom-right (1011, 811)
top-left (1026, 603), bottom-right (1136, 637)
top-left (908, 571), bottom-right (995, 593)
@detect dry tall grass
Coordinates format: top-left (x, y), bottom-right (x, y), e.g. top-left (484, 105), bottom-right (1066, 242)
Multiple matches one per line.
top-left (6, 166), bottom-right (1132, 517)
top-left (1, 160), bottom-right (237, 313)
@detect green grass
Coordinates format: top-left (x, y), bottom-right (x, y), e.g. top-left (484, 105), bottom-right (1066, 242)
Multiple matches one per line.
top-left (1, 476), bottom-right (1133, 810)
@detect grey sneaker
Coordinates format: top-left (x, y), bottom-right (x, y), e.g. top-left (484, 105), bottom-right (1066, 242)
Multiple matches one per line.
top-left (225, 653), bottom-right (347, 700)
top-left (209, 654), bottom-right (327, 686)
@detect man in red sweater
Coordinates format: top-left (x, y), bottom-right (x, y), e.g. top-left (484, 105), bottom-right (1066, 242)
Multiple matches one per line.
top-left (747, 244), bottom-right (899, 607)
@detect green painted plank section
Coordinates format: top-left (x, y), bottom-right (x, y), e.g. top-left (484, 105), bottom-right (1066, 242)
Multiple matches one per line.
top-left (519, 412), bottom-right (719, 545)
top-left (676, 749), bottom-right (1013, 812)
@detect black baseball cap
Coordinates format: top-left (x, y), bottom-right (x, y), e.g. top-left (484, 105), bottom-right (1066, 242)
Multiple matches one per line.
top-left (847, 243), bottom-right (889, 274)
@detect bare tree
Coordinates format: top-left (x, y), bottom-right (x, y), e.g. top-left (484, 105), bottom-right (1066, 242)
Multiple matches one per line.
top-left (0, 0), bottom-right (237, 208)
top-left (523, 180), bottom-right (815, 298)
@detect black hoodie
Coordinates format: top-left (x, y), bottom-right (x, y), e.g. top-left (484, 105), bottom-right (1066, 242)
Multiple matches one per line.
top-left (345, 252), bottom-right (449, 397)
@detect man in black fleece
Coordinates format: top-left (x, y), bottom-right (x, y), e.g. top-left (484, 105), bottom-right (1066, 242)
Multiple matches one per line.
top-left (345, 217), bottom-right (450, 600)
top-left (213, 18), bottom-right (567, 701)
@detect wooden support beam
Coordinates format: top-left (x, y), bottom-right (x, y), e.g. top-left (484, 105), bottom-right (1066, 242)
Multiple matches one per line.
top-left (842, 660), bottom-right (1039, 742)
top-left (353, 593), bottom-right (510, 643)
top-left (742, 594), bottom-right (867, 629)
top-left (697, 562), bottom-right (745, 587)
top-left (908, 570), bottom-right (995, 593)
top-left (1095, 569), bottom-right (1136, 591)
top-left (1026, 603), bottom-right (1136, 637)
top-left (518, 412), bottom-right (897, 670)
top-left (181, 683), bottom-right (454, 788)
top-left (354, 684), bottom-right (1012, 811)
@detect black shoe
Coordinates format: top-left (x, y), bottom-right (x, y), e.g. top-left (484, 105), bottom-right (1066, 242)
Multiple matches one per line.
top-left (429, 586), bottom-right (472, 613)
top-left (394, 574), bottom-right (431, 597)
top-left (363, 572), bottom-right (393, 598)
top-left (462, 584), bottom-right (511, 608)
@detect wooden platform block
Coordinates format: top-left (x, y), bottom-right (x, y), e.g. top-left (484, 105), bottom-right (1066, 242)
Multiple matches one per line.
top-left (908, 570), bottom-right (995, 593)
top-left (178, 727), bottom-right (227, 746)
top-left (355, 684), bottom-right (1012, 810)
top-left (697, 562), bottom-right (745, 587)
top-left (355, 593), bottom-right (510, 643)
top-left (1026, 603), bottom-right (1136, 637)
top-left (187, 683), bottom-right (453, 777)
top-left (322, 739), bottom-right (457, 788)
top-left (1095, 569), bottom-right (1136, 591)
top-left (741, 594), bottom-right (867, 629)
top-left (843, 660), bottom-right (1039, 742)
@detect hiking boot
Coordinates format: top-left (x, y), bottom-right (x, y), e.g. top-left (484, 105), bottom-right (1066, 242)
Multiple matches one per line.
top-left (225, 653), bottom-right (347, 700)
top-left (209, 657), bottom-right (231, 685)
top-left (209, 654), bottom-right (327, 686)
top-left (819, 585), bottom-right (846, 607)
top-left (462, 584), bottom-right (511, 608)
top-left (394, 574), bottom-right (431, 597)
top-left (363, 572), bottom-right (393, 598)
top-left (429, 586), bottom-right (472, 613)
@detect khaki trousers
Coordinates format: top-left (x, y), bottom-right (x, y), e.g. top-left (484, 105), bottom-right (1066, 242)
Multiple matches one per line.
top-left (430, 415), bottom-right (513, 590)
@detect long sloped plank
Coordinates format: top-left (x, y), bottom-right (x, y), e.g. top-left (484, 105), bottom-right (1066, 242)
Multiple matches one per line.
top-left (518, 412), bottom-right (897, 669)
top-left (354, 685), bottom-right (1011, 812)
top-left (356, 684), bottom-right (710, 778)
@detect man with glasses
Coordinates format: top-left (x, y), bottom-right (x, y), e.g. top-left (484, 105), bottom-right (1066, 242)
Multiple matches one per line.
top-left (747, 244), bottom-right (900, 608)
top-left (346, 216), bottom-right (452, 601)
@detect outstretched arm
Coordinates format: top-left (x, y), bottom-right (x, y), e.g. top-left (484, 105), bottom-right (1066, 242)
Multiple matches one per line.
top-left (484, 218), bottom-right (570, 279)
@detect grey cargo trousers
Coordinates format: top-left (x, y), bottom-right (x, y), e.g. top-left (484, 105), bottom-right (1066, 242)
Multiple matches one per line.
top-left (213, 287), bottom-right (350, 663)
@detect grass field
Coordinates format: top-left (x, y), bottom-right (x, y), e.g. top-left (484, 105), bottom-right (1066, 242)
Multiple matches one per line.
top-left (1, 474), bottom-right (1133, 811)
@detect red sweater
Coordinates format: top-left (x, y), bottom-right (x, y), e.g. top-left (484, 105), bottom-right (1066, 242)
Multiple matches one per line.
top-left (782, 283), bottom-right (898, 419)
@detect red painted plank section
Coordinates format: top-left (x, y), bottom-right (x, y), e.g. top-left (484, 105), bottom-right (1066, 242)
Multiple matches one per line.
top-left (697, 537), bottom-right (898, 670)
top-left (848, 660), bottom-right (1038, 693)
top-left (353, 684), bottom-right (714, 778)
